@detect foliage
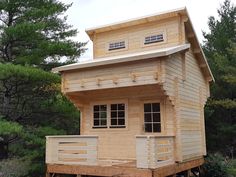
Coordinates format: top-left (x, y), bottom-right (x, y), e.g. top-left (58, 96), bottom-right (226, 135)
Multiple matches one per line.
top-left (0, 0), bottom-right (86, 66)
top-left (203, 0), bottom-right (236, 157)
top-left (227, 159), bottom-right (236, 176)
top-left (0, 118), bottom-right (23, 159)
top-left (0, 117), bottom-right (23, 136)
top-left (203, 154), bottom-right (228, 177)
top-left (0, 63), bottom-right (80, 176)
top-left (0, 158), bottom-right (31, 177)
top-left (0, 63), bottom-right (60, 121)
top-left (0, 1), bottom-right (84, 176)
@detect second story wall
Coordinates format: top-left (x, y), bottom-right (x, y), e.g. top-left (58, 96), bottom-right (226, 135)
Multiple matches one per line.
top-left (92, 15), bottom-right (186, 59)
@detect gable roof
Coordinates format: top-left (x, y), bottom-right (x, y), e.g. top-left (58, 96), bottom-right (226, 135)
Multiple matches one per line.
top-left (85, 7), bottom-right (214, 82)
top-left (52, 44), bottom-right (190, 73)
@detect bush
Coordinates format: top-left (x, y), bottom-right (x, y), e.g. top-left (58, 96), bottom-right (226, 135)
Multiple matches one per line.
top-left (227, 159), bottom-right (236, 177)
top-left (0, 158), bottom-right (30, 177)
top-left (203, 153), bottom-right (228, 177)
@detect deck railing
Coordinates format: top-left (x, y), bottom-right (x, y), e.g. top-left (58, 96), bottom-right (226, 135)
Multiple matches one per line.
top-left (136, 135), bottom-right (175, 169)
top-left (46, 135), bottom-right (98, 165)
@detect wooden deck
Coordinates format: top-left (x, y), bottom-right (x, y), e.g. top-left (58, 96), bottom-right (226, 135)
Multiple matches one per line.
top-left (46, 158), bottom-right (204, 177)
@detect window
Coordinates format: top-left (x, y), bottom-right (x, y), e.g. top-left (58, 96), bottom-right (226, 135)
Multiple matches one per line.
top-left (110, 103), bottom-right (125, 127)
top-left (109, 41), bottom-right (125, 51)
top-left (93, 103), bottom-right (126, 128)
top-left (93, 105), bottom-right (107, 127)
top-left (144, 34), bottom-right (164, 44)
top-left (144, 103), bottom-right (161, 132)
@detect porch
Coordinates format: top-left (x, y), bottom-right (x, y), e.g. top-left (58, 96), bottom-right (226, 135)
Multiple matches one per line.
top-left (45, 135), bottom-right (175, 169)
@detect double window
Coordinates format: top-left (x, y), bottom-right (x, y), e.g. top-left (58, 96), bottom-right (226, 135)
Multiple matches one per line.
top-left (144, 103), bottom-right (161, 133)
top-left (93, 103), bottom-right (126, 128)
top-left (92, 102), bottom-right (162, 132)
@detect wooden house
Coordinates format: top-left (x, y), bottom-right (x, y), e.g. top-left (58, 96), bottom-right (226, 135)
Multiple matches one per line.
top-left (46, 7), bottom-right (214, 177)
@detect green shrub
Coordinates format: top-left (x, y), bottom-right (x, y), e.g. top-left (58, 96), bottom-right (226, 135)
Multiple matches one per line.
top-left (227, 159), bottom-right (236, 177)
top-left (0, 158), bottom-right (30, 177)
top-left (203, 153), bottom-right (228, 177)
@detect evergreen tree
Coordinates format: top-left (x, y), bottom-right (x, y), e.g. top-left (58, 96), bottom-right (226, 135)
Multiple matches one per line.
top-left (0, 1), bottom-right (84, 176)
top-left (0, 64), bottom-right (81, 176)
top-left (203, 0), bottom-right (236, 157)
top-left (0, 0), bottom-right (86, 66)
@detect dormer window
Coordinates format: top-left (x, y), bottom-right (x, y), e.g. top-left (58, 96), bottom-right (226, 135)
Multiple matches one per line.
top-left (109, 41), bottom-right (125, 51)
top-left (144, 34), bottom-right (164, 44)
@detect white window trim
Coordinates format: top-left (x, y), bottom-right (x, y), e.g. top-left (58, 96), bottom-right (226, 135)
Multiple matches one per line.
top-left (141, 30), bottom-right (167, 48)
top-left (92, 104), bottom-right (108, 128)
top-left (142, 100), bottom-right (165, 134)
top-left (106, 39), bottom-right (128, 53)
top-left (90, 100), bottom-right (128, 130)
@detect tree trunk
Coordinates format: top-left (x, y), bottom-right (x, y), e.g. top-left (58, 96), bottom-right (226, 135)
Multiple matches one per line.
top-left (0, 141), bottom-right (8, 159)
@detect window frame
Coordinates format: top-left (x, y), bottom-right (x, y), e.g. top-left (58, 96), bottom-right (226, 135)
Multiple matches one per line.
top-left (142, 100), bottom-right (165, 134)
top-left (108, 41), bottom-right (125, 51)
top-left (92, 104), bottom-right (108, 128)
top-left (141, 30), bottom-right (166, 48)
top-left (91, 100), bottom-right (128, 129)
top-left (144, 34), bottom-right (164, 44)
top-left (110, 103), bottom-right (126, 128)
top-left (106, 39), bottom-right (128, 53)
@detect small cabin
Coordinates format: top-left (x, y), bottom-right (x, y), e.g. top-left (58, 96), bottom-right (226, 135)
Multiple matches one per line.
top-left (46, 7), bottom-right (214, 177)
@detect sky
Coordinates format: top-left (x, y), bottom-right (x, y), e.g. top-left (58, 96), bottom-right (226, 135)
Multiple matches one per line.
top-left (61, 0), bottom-right (235, 60)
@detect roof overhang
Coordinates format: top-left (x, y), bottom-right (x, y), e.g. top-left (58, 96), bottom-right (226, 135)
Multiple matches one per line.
top-left (86, 7), bottom-right (187, 40)
top-left (84, 7), bottom-right (214, 82)
top-left (52, 44), bottom-right (190, 73)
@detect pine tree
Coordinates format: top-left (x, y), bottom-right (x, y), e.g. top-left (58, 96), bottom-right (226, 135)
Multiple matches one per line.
top-left (0, 1), bottom-right (84, 176)
top-left (0, 0), bottom-right (86, 66)
top-left (203, 0), bottom-right (236, 157)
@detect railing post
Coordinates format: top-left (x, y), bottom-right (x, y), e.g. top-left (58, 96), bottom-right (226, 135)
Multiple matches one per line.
top-left (136, 135), bottom-right (175, 169)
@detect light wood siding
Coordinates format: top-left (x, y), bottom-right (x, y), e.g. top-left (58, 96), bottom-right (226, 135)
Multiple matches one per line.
top-left (93, 17), bottom-right (181, 59)
top-left (62, 60), bottom-right (161, 93)
top-left (46, 136), bottom-right (98, 165)
top-left (71, 85), bottom-right (175, 160)
top-left (165, 49), bottom-right (208, 162)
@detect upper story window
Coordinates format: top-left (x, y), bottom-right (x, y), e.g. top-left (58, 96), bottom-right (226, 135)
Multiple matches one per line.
top-left (108, 41), bottom-right (125, 51)
top-left (144, 34), bottom-right (164, 45)
top-left (93, 103), bottom-right (126, 128)
top-left (144, 103), bottom-right (161, 133)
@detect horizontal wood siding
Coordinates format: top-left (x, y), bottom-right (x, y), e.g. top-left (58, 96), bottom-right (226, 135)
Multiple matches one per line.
top-left (165, 49), bottom-right (208, 161)
top-left (73, 85), bottom-right (175, 160)
top-left (136, 135), bottom-right (175, 169)
top-left (46, 136), bottom-right (98, 165)
top-left (93, 17), bottom-right (180, 58)
top-left (63, 60), bottom-right (161, 93)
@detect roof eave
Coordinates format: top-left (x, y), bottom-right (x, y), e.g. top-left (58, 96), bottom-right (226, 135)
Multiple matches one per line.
top-left (85, 7), bottom-right (187, 41)
top-left (52, 44), bottom-right (190, 73)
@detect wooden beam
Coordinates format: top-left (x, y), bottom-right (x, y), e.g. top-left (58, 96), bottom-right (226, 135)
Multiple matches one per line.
top-left (46, 158), bottom-right (204, 177)
top-left (153, 158), bottom-right (204, 177)
top-left (96, 78), bottom-right (101, 86)
top-left (153, 72), bottom-right (159, 80)
top-left (80, 80), bottom-right (85, 88)
top-left (131, 73), bottom-right (137, 82)
top-left (112, 77), bottom-right (118, 85)
top-left (199, 63), bottom-right (207, 68)
top-left (181, 52), bottom-right (186, 81)
top-left (193, 48), bottom-right (201, 54)
top-left (187, 33), bottom-right (195, 38)
top-left (47, 163), bottom-right (152, 177)
top-left (182, 16), bottom-right (189, 23)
